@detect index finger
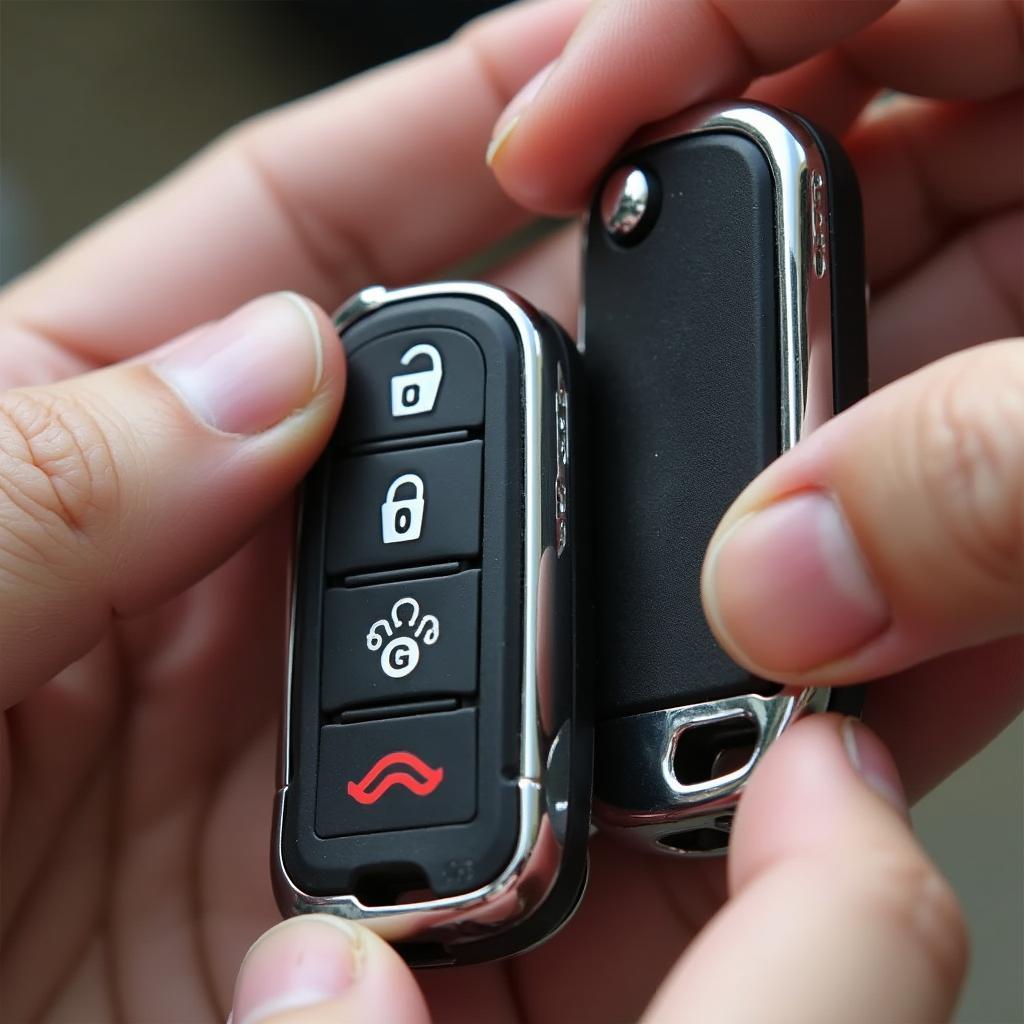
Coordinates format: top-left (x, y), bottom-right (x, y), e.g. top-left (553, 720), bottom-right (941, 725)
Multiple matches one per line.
top-left (0, 0), bottom-right (587, 366)
top-left (486, 0), bottom-right (893, 213)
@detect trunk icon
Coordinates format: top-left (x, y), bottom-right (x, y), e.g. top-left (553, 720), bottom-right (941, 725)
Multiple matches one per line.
top-left (346, 751), bottom-right (445, 805)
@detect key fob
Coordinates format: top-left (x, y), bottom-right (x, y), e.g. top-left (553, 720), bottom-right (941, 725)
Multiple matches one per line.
top-left (273, 282), bottom-right (591, 964)
top-left (583, 103), bottom-right (868, 854)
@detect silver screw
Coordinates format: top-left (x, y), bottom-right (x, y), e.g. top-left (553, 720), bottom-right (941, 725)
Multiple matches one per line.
top-left (600, 165), bottom-right (651, 240)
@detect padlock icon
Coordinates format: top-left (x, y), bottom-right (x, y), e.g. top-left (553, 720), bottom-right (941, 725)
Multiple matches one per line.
top-left (390, 343), bottom-right (443, 418)
top-left (380, 473), bottom-right (426, 544)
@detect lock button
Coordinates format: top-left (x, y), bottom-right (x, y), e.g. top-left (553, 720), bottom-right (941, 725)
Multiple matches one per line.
top-left (381, 474), bottom-right (426, 544)
top-left (341, 327), bottom-right (485, 445)
top-left (327, 441), bottom-right (483, 576)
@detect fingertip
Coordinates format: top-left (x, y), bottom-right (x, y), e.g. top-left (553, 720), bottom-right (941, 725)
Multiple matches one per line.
top-left (701, 492), bottom-right (891, 680)
top-left (231, 916), bottom-right (428, 1024)
top-left (232, 916), bottom-right (362, 1024)
top-left (840, 715), bottom-right (908, 814)
top-left (147, 291), bottom-right (343, 438)
top-left (276, 292), bottom-right (327, 390)
top-left (278, 292), bottom-right (345, 412)
top-left (729, 713), bottom-right (909, 893)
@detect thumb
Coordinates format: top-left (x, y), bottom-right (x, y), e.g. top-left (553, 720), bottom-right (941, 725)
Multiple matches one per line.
top-left (229, 916), bottom-right (430, 1024)
top-left (0, 292), bottom-right (342, 709)
top-left (701, 339), bottom-right (1024, 684)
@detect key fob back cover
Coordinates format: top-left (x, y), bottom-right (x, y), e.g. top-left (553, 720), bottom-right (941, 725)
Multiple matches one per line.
top-left (584, 103), bottom-right (867, 854)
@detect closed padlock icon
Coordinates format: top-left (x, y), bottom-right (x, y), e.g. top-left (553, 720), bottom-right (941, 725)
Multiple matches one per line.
top-left (380, 473), bottom-right (426, 544)
top-left (390, 343), bottom-right (443, 418)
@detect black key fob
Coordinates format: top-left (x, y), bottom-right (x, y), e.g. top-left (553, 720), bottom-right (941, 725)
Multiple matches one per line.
top-left (584, 103), bottom-right (868, 854)
top-left (274, 282), bottom-right (591, 965)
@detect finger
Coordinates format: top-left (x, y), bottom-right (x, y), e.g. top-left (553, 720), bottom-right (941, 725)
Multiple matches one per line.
top-left (865, 635), bottom-right (1024, 802)
top-left (490, 0), bottom-right (1023, 215)
top-left (506, 837), bottom-right (724, 1024)
top-left (745, 48), bottom-right (878, 138)
top-left (0, 0), bottom-right (588, 364)
top-left (642, 715), bottom-right (967, 1024)
top-left (0, 292), bottom-right (342, 710)
top-left (230, 916), bottom-right (430, 1024)
top-left (841, 0), bottom-right (1024, 101)
top-left (486, 0), bottom-right (894, 212)
top-left (416, 962), bottom-right (516, 1024)
top-left (484, 222), bottom-right (581, 335)
top-left (1, 636), bottom-right (119, 929)
top-left (701, 339), bottom-right (1024, 686)
top-left (869, 210), bottom-right (1024, 386)
top-left (850, 93), bottom-right (1024, 291)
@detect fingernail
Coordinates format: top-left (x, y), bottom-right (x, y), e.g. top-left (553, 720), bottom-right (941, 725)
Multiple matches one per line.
top-left (705, 491), bottom-right (890, 674)
top-left (153, 291), bottom-right (325, 435)
top-left (486, 60), bottom-right (557, 166)
top-left (231, 916), bottom-right (362, 1024)
top-left (842, 717), bottom-right (908, 814)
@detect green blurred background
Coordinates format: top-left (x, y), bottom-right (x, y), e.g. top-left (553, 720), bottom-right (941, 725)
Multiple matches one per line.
top-left (1, 3), bottom-right (1021, 1022)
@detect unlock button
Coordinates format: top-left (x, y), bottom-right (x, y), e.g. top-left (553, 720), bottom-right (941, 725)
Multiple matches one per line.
top-left (391, 344), bottom-right (443, 418)
top-left (341, 327), bottom-right (485, 444)
top-left (327, 441), bottom-right (483, 575)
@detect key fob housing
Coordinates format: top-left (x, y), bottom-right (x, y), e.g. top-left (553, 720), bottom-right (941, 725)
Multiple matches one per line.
top-left (274, 283), bottom-right (590, 965)
top-left (584, 103), bottom-right (867, 854)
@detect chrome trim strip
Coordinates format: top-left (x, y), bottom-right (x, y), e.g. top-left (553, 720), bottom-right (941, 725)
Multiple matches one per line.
top-left (279, 492), bottom-right (301, 789)
top-left (274, 281), bottom-right (559, 943)
top-left (593, 102), bottom-right (836, 844)
top-left (594, 687), bottom-right (830, 827)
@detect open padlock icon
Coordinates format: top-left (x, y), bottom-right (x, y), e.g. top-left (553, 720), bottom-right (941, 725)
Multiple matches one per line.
top-left (380, 473), bottom-right (426, 544)
top-left (389, 343), bottom-right (443, 418)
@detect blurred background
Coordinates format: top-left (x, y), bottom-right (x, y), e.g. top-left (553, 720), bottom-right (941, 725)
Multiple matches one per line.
top-left (1, 3), bottom-right (1021, 1022)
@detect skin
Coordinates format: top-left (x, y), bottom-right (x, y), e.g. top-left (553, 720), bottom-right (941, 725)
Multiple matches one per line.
top-left (0, 1), bottom-right (1021, 1021)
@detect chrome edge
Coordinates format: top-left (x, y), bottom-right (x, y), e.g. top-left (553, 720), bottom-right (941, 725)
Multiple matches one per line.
top-left (594, 102), bottom-right (836, 848)
top-left (274, 281), bottom-right (563, 946)
top-left (594, 687), bottom-right (831, 854)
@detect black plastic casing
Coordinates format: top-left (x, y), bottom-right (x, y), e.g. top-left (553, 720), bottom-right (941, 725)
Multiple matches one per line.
top-left (274, 284), bottom-right (592, 965)
top-left (584, 104), bottom-right (868, 852)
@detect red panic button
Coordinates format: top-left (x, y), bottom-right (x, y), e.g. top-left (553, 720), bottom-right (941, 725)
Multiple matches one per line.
top-left (347, 751), bottom-right (444, 805)
top-left (315, 709), bottom-right (476, 837)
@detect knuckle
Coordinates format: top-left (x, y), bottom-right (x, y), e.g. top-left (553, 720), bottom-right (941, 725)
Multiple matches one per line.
top-left (849, 853), bottom-right (969, 992)
top-left (451, 16), bottom-right (509, 109)
top-left (912, 344), bottom-right (1024, 585)
top-left (0, 388), bottom-right (122, 555)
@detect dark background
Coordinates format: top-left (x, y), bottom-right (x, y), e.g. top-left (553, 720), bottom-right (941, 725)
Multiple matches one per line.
top-left (1, 0), bottom-right (502, 281)
top-left (0, 4), bottom-right (1020, 1020)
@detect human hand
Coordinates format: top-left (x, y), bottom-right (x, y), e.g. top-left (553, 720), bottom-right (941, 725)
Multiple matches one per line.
top-left (486, 0), bottom-right (1023, 807)
top-left (2, 1), bottom-right (1020, 1022)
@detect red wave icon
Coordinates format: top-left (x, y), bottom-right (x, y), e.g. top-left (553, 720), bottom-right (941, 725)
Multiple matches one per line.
top-left (346, 751), bottom-right (444, 805)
